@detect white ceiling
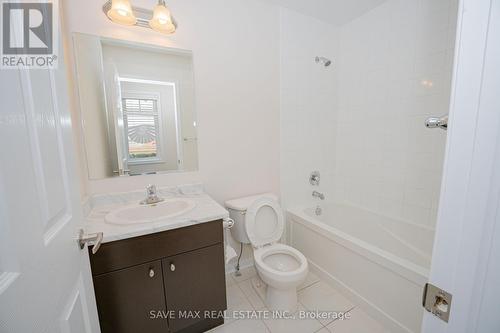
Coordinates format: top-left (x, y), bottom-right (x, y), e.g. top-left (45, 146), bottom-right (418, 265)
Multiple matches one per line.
top-left (265, 0), bottom-right (388, 26)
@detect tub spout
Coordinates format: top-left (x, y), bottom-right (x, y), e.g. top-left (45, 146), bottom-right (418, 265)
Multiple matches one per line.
top-left (312, 191), bottom-right (325, 200)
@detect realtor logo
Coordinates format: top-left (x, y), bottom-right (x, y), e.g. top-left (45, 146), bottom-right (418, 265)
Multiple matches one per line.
top-left (1, 1), bottom-right (58, 69)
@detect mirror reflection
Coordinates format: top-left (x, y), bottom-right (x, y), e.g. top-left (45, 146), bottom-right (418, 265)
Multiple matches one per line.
top-left (73, 33), bottom-right (198, 179)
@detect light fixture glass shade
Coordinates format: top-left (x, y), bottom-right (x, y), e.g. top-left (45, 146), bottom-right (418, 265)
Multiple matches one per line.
top-left (149, 1), bottom-right (176, 34)
top-left (107, 0), bottom-right (137, 26)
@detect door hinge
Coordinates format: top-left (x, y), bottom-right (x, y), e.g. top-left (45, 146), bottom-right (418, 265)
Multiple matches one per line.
top-left (422, 283), bottom-right (453, 323)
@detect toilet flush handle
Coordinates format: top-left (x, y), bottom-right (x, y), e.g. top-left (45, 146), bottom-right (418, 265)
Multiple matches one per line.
top-left (223, 218), bottom-right (234, 229)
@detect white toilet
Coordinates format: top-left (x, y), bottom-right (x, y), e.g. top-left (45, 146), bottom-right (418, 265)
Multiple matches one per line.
top-left (225, 194), bottom-right (308, 313)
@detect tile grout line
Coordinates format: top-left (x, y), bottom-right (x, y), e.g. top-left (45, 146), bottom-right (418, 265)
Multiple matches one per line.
top-left (314, 326), bottom-right (329, 333)
top-left (298, 279), bottom-right (321, 292)
top-left (234, 275), bottom-right (263, 310)
top-left (260, 316), bottom-right (272, 333)
top-left (236, 274), bottom-right (271, 333)
top-left (223, 273), bottom-right (250, 329)
top-left (321, 305), bottom-right (358, 330)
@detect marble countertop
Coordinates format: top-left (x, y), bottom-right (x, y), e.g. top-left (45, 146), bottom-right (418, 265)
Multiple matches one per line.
top-left (84, 185), bottom-right (229, 243)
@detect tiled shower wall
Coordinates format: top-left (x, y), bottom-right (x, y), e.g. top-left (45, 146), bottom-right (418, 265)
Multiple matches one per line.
top-left (280, 8), bottom-right (339, 209)
top-left (332, 0), bottom-right (458, 229)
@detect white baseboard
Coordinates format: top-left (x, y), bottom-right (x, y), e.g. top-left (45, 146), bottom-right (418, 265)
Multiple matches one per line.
top-left (308, 259), bottom-right (414, 333)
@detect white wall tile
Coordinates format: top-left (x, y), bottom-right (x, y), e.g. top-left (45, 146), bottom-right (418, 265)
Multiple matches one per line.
top-left (280, 8), bottom-right (340, 208)
top-left (335, 0), bottom-right (456, 228)
top-left (281, 1), bottom-right (457, 232)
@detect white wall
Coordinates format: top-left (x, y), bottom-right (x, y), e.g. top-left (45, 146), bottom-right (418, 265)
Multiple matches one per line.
top-left (280, 8), bottom-right (340, 209)
top-left (333, 0), bottom-right (458, 229)
top-left (62, 0), bottom-right (281, 204)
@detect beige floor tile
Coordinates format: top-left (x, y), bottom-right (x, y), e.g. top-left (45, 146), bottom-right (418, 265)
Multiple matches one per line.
top-left (298, 271), bottom-right (321, 291)
top-left (262, 304), bottom-right (324, 333)
top-left (225, 273), bottom-right (237, 287)
top-left (226, 284), bottom-right (254, 323)
top-left (238, 278), bottom-right (266, 310)
top-left (326, 308), bottom-right (389, 333)
top-left (222, 268), bottom-right (387, 333)
top-left (209, 318), bottom-right (269, 333)
top-left (299, 281), bottom-right (354, 325)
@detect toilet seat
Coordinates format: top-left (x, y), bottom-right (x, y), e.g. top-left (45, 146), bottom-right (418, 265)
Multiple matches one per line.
top-left (236, 195), bottom-right (308, 312)
top-left (254, 243), bottom-right (308, 277)
top-left (245, 197), bottom-right (284, 248)
top-left (245, 198), bottom-right (308, 284)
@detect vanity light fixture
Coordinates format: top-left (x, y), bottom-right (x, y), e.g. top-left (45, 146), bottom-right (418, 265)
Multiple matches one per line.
top-left (149, 0), bottom-right (176, 34)
top-left (103, 0), bottom-right (177, 34)
top-left (106, 0), bottom-right (137, 26)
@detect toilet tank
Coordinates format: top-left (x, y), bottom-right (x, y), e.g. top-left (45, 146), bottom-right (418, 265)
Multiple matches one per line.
top-left (225, 193), bottom-right (278, 244)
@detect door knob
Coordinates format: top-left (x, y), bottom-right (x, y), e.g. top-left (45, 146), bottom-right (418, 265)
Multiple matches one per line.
top-left (170, 263), bottom-right (176, 272)
top-left (77, 229), bottom-right (103, 254)
top-left (149, 268), bottom-right (155, 278)
top-left (425, 115), bottom-right (448, 130)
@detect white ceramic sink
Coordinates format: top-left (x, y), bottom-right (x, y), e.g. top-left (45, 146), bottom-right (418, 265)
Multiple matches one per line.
top-left (105, 198), bottom-right (196, 225)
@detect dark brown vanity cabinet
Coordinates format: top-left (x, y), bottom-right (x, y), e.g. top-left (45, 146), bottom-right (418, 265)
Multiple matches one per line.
top-left (163, 244), bottom-right (226, 332)
top-left (93, 260), bottom-right (168, 333)
top-left (89, 220), bottom-right (227, 333)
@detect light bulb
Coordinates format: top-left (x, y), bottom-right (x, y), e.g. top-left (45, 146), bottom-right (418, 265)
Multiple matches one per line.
top-left (149, 1), bottom-right (176, 34)
top-left (107, 0), bottom-right (137, 26)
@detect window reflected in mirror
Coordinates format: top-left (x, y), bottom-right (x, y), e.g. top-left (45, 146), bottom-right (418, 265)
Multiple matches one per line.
top-left (73, 33), bottom-right (198, 179)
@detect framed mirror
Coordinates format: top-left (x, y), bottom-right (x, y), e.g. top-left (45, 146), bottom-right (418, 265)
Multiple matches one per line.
top-left (73, 33), bottom-right (198, 179)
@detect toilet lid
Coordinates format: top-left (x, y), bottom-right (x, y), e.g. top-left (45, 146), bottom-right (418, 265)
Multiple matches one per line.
top-left (245, 198), bottom-right (284, 247)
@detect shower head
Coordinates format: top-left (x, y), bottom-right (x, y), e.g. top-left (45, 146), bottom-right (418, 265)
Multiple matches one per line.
top-left (315, 56), bottom-right (332, 67)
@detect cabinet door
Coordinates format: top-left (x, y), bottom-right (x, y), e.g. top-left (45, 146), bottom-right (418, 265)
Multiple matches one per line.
top-left (93, 260), bottom-right (168, 333)
top-left (163, 244), bottom-right (227, 332)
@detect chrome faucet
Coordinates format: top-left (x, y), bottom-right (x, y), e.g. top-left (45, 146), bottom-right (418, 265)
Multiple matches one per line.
top-left (312, 191), bottom-right (325, 200)
top-left (141, 184), bottom-right (164, 205)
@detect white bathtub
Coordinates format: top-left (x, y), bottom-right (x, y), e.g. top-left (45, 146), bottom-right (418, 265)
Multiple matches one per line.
top-left (288, 203), bottom-right (432, 333)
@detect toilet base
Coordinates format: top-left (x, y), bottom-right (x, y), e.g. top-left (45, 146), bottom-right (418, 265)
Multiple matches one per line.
top-left (266, 286), bottom-right (298, 313)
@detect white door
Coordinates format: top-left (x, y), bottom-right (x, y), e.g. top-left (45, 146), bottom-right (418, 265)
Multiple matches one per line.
top-left (0, 11), bottom-right (100, 333)
top-left (422, 0), bottom-right (500, 332)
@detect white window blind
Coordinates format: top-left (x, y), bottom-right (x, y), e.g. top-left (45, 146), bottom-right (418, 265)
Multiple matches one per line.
top-left (122, 98), bottom-right (161, 161)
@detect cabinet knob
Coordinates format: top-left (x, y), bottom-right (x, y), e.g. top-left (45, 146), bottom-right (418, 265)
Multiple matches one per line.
top-left (149, 268), bottom-right (155, 278)
top-left (170, 263), bottom-right (176, 272)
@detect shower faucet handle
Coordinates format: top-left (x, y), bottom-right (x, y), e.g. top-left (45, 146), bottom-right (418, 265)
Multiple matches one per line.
top-left (309, 171), bottom-right (321, 186)
top-left (315, 56), bottom-right (332, 67)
